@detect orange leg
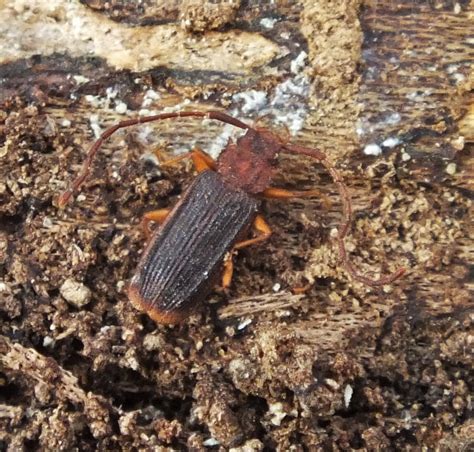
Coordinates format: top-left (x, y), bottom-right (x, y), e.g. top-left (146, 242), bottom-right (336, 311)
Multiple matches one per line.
top-left (262, 187), bottom-right (320, 199)
top-left (221, 215), bottom-right (272, 288)
top-left (262, 186), bottom-right (331, 210)
top-left (234, 215), bottom-right (272, 250)
top-left (222, 254), bottom-right (234, 289)
top-left (292, 283), bottom-right (313, 294)
top-left (156, 148), bottom-right (216, 173)
top-left (141, 208), bottom-right (171, 240)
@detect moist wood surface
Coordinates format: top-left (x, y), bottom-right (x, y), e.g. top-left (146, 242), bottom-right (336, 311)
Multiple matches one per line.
top-left (0, 0), bottom-right (472, 450)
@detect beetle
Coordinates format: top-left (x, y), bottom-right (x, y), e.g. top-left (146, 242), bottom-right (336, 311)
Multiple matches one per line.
top-left (58, 110), bottom-right (405, 324)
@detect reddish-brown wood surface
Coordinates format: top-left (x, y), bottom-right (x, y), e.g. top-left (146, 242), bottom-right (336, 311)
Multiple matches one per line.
top-left (0, 1), bottom-right (472, 449)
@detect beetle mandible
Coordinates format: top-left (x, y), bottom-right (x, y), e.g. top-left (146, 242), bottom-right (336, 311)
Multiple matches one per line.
top-left (58, 110), bottom-right (405, 324)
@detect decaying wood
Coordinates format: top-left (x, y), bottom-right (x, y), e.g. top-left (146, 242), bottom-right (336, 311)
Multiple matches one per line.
top-left (0, 0), bottom-right (472, 450)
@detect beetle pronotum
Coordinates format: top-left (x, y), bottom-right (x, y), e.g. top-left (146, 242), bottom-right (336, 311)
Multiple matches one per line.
top-left (58, 110), bottom-right (405, 324)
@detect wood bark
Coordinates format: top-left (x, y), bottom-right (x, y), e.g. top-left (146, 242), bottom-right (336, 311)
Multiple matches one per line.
top-left (0, 1), bottom-right (472, 449)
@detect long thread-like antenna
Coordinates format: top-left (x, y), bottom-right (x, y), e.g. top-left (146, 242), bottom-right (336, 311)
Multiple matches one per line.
top-left (57, 110), bottom-right (250, 208)
top-left (283, 143), bottom-right (405, 287)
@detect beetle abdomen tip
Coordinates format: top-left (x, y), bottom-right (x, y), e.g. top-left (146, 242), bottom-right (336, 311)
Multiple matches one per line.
top-left (128, 284), bottom-right (188, 325)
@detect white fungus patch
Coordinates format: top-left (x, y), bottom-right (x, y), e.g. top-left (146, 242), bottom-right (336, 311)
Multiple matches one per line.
top-left (401, 151), bottom-right (411, 162)
top-left (451, 135), bottom-right (465, 151)
top-left (72, 75), bottom-right (90, 85)
top-left (114, 100), bottom-right (128, 114)
top-left (141, 89), bottom-right (161, 108)
top-left (344, 384), bottom-right (353, 408)
top-left (84, 87), bottom-right (122, 111)
top-left (161, 98), bottom-right (192, 113)
top-left (325, 378), bottom-right (340, 390)
top-left (138, 109), bottom-right (155, 117)
top-left (290, 51), bottom-right (308, 74)
top-left (84, 94), bottom-right (102, 108)
top-left (79, 45), bottom-right (310, 163)
top-left (89, 114), bottom-right (102, 139)
top-left (363, 143), bottom-right (382, 156)
top-left (203, 438), bottom-right (219, 447)
top-left (106, 87), bottom-right (117, 99)
top-left (384, 112), bottom-right (401, 125)
top-left (271, 75), bottom-right (310, 135)
top-left (43, 336), bottom-right (55, 348)
top-left (446, 162), bottom-right (457, 175)
top-left (232, 90), bottom-right (268, 114)
top-left (42, 217), bottom-right (53, 228)
top-left (268, 402), bottom-right (287, 426)
top-left (452, 72), bottom-right (466, 84)
top-left (237, 318), bottom-right (252, 330)
top-left (116, 280), bottom-right (125, 292)
top-left (227, 51), bottom-right (310, 141)
top-left (406, 91), bottom-right (422, 101)
top-left (446, 64), bottom-right (459, 74)
top-left (260, 17), bottom-right (278, 29)
top-left (382, 137), bottom-right (401, 148)
top-left (135, 125), bottom-right (156, 147)
top-left (406, 89), bottom-right (433, 102)
top-left (85, 86), bottom-right (130, 136)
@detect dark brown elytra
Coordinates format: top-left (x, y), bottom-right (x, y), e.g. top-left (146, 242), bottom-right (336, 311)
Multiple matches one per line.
top-left (58, 110), bottom-right (405, 324)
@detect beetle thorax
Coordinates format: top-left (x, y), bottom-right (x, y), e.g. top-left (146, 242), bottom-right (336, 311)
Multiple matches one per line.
top-left (216, 129), bottom-right (281, 194)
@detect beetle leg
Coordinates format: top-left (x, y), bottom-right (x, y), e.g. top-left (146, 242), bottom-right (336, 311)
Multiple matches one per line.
top-left (234, 215), bottom-right (272, 250)
top-left (292, 282), bottom-right (312, 294)
top-left (222, 253), bottom-right (234, 288)
top-left (222, 214), bottom-right (271, 287)
top-left (191, 149), bottom-right (217, 172)
top-left (141, 208), bottom-right (171, 239)
top-left (221, 216), bottom-right (271, 288)
top-left (158, 148), bottom-right (216, 173)
top-left (262, 187), bottom-right (320, 199)
top-left (262, 186), bottom-right (331, 210)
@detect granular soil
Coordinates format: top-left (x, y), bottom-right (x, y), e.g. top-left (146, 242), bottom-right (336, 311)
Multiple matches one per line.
top-left (0, 1), bottom-right (472, 451)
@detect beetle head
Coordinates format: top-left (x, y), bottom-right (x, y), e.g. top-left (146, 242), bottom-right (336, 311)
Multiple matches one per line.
top-left (217, 128), bottom-right (282, 194)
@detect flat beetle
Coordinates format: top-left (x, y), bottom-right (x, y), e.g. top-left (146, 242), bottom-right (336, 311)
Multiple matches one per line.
top-left (58, 110), bottom-right (405, 324)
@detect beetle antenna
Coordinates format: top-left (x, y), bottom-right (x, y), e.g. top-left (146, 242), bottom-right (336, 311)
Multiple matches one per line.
top-left (57, 110), bottom-right (251, 208)
top-left (282, 143), bottom-right (405, 287)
